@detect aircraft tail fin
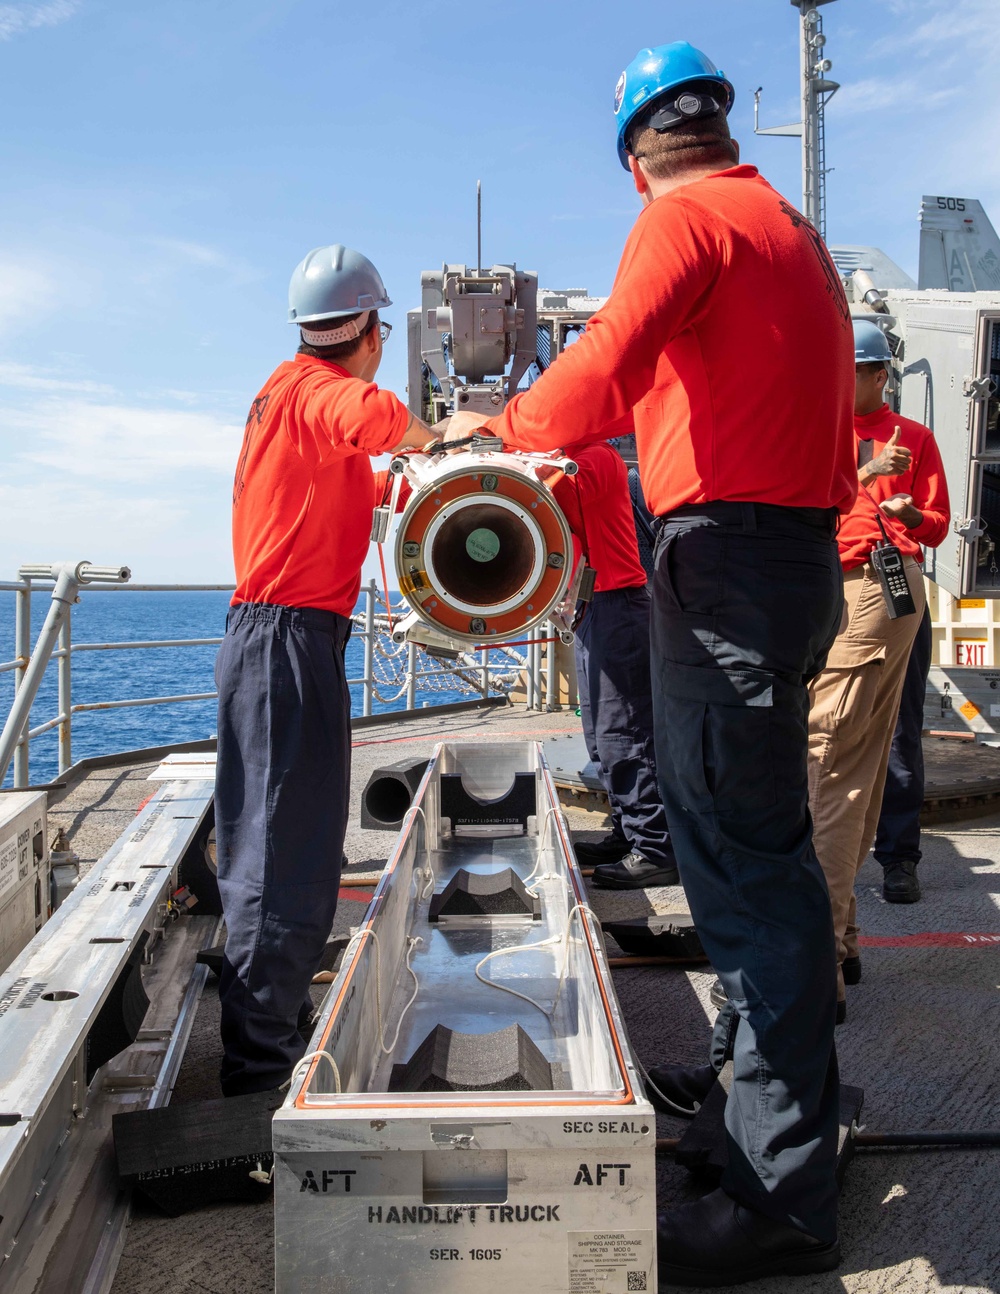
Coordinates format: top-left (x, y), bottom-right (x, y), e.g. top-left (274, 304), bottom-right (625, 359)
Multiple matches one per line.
top-left (919, 195), bottom-right (1000, 291)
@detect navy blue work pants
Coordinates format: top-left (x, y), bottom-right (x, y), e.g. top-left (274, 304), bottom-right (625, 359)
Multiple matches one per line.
top-left (651, 502), bottom-right (842, 1244)
top-left (214, 602), bottom-right (351, 1097)
top-left (574, 587), bottom-right (671, 862)
top-left (873, 604), bottom-right (932, 868)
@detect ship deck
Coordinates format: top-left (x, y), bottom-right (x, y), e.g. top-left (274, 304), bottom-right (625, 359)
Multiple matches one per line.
top-left (43, 700), bottom-right (1000, 1294)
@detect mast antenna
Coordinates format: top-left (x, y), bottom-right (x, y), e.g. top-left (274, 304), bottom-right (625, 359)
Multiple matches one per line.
top-left (754, 1), bottom-right (839, 240)
top-left (477, 179), bottom-right (482, 276)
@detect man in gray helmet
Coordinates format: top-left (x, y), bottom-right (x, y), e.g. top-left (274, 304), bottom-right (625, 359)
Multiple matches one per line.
top-left (214, 244), bottom-right (439, 1097)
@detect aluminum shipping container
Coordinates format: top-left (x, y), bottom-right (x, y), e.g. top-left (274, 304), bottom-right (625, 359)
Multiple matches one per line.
top-left (274, 742), bottom-right (656, 1294)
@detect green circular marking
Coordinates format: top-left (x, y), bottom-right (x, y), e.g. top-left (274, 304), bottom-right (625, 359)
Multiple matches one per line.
top-left (466, 528), bottom-right (501, 563)
top-left (482, 474), bottom-right (498, 492)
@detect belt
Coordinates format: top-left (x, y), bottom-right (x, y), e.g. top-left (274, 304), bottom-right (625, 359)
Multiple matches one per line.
top-left (657, 500), bottom-right (838, 538)
top-left (227, 601), bottom-right (351, 641)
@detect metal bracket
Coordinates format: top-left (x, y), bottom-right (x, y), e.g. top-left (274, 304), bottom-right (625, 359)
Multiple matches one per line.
top-left (955, 516), bottom-right (986, 542)
top-left (962, 375), bottom-right (998, 401)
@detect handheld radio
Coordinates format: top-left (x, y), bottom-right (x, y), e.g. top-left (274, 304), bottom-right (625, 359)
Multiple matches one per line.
top-left (870, 511), bottom-right (917, 619)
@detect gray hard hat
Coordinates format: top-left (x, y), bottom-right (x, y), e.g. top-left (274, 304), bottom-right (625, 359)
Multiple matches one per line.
top-left (287, 244), bottom-right (392, 324)
top-left (853, 317), bottom-right (893, 367)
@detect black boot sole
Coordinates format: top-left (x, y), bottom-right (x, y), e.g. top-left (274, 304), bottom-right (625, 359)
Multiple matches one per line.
top-left (574, 851), bottom-right (632, 866)
top-left (883, 889), bottom-right (921, 904)
top-left (590, 868), bottom-right (680, 890)
top-left (659, 1240), bottom-right (841, 1286)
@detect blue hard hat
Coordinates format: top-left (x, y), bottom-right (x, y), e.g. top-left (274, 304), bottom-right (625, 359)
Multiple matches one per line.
top-left (853, 317), bottom-right (893, 366)
top-left (288, 244), bottom-right (392, 324)
top-left (614, 42), bottom-right (734, 170)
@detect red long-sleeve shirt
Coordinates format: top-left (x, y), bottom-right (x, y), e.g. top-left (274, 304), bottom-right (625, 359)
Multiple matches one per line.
top-left (231, 354), bottom-right (409, 616)
top-left (854, 404), bottom-right (951, 552)
top-left (486, 165), bottom-right (858, 519)
top-left (550, 443), bottom-right (647, 592)
top-left (836, 437), bottom-right (923, 573)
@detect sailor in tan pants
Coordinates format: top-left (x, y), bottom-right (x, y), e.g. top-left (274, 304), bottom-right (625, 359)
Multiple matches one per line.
top-left (807, 483), bottom-right (925, 1017)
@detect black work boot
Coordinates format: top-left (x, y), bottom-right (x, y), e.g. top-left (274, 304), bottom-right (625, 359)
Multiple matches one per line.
top-left (883, 860), bottom-right (921, 903)
top-left (574, 831), bottom-right (632, 866)
top-left (657, 1188), bottom-right (840, 1286)
top-left (590, 850), bottom-right (679, 889)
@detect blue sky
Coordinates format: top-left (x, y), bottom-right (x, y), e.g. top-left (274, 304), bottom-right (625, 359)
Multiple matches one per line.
top-left (0, 0), bottom-right (996, 583)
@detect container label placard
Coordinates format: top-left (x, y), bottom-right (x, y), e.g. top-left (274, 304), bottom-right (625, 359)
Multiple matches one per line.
top-left (0, 833), bottom-right (19, 900)
top-left (568, 1230), bottom-right (654, 1293)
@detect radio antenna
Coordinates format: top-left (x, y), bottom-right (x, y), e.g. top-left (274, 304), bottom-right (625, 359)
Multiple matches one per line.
top-left (477, 179), bottom-right (482, 275)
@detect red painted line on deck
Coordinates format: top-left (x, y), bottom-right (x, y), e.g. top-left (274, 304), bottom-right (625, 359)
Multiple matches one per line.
top-left (337, 887), bottom-right (375, 902)
top-left (857, 932), bottom-right (1000, 948)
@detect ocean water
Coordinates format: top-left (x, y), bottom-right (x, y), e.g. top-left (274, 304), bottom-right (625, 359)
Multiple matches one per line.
top-left (0, 589), bottom-right (475, 788)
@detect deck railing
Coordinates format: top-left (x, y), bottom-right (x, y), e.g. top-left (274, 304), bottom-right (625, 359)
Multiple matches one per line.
top-left (0, 567), bottom-right (549, 789)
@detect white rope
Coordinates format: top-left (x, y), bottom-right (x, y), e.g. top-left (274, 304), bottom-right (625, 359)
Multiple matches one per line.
top-left (380, 935), bottom-right (423, 1055)
top-left (291, 1048), bottom-right (343, 1092)
top-left (342, 926), bottom-right (424, 1057)
top-left (524, 807), bottom-right (564, 896)
top-left (473, 902), bottom-right (600, 1019)
top-left (474, 935), bottom-right (565, 1017)
top-left (551, 904), bottom-right (600, 1017)
top-left (407, 805), bottom-right (437, 899)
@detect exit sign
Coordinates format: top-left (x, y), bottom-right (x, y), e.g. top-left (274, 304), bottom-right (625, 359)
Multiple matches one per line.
top-left (956, 640), bottom-right (988, 667)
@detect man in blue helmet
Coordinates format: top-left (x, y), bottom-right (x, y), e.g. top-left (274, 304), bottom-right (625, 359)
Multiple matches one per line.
top-left (852, 319), bottom-right (950, 907)
top-left (445, 41), bottom-right (856, 1285)
top-left (215, 245), bottom-right (439, 1097)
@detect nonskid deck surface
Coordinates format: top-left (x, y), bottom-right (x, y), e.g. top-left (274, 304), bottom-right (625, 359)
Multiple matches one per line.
top-left (41, 703), bottom-right (1000, 1294)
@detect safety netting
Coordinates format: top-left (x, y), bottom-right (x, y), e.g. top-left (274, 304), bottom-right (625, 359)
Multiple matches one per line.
top-left (350, 592), bottom-right (531, 707)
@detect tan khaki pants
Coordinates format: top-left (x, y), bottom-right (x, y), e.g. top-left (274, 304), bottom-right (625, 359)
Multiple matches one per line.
top-left (807, 558), bottom-right (925, 985)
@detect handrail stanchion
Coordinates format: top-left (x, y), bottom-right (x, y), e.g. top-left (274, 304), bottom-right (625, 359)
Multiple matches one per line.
top-left (363, 579), bottom-right (376, 719)
top-left (527, 638), bottom-right (539, 712)
top-left (1, 565), bottom-right (532, 780)
top-left (58, 613), bottom-right (72, 775)
top-left (406, 643), bottom-right (417, 710)
top-left (13, 579), bottom-right (31, 787)
top-left (0, 562), bottom-right (130, 787)
top-left (545, 621), bottom-right (557, 712)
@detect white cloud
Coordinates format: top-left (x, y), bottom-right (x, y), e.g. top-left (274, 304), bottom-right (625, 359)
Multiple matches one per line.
top-left (0, 478), bottom-right (234, 582)
top-left (833, 77), bottom-right (959, 119)
top-left (0, 394), bottom-right (240, 581)
top-left (145, 238), bottom-right (263, 286)
top-left (881, 0), bottom-right (995, 51)
top-left (150, 239), bottom-right (233, 270)
top-left (0, 260), bottom-right (55, 334)
top-left (0, 0), bottom-right (78, 41)
top-left (826, 0), bottom-right (1000, 229)
top-left (0, 361), bottom-right (115, 396)
top-left (8, 397), bottom-right (242, 482)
